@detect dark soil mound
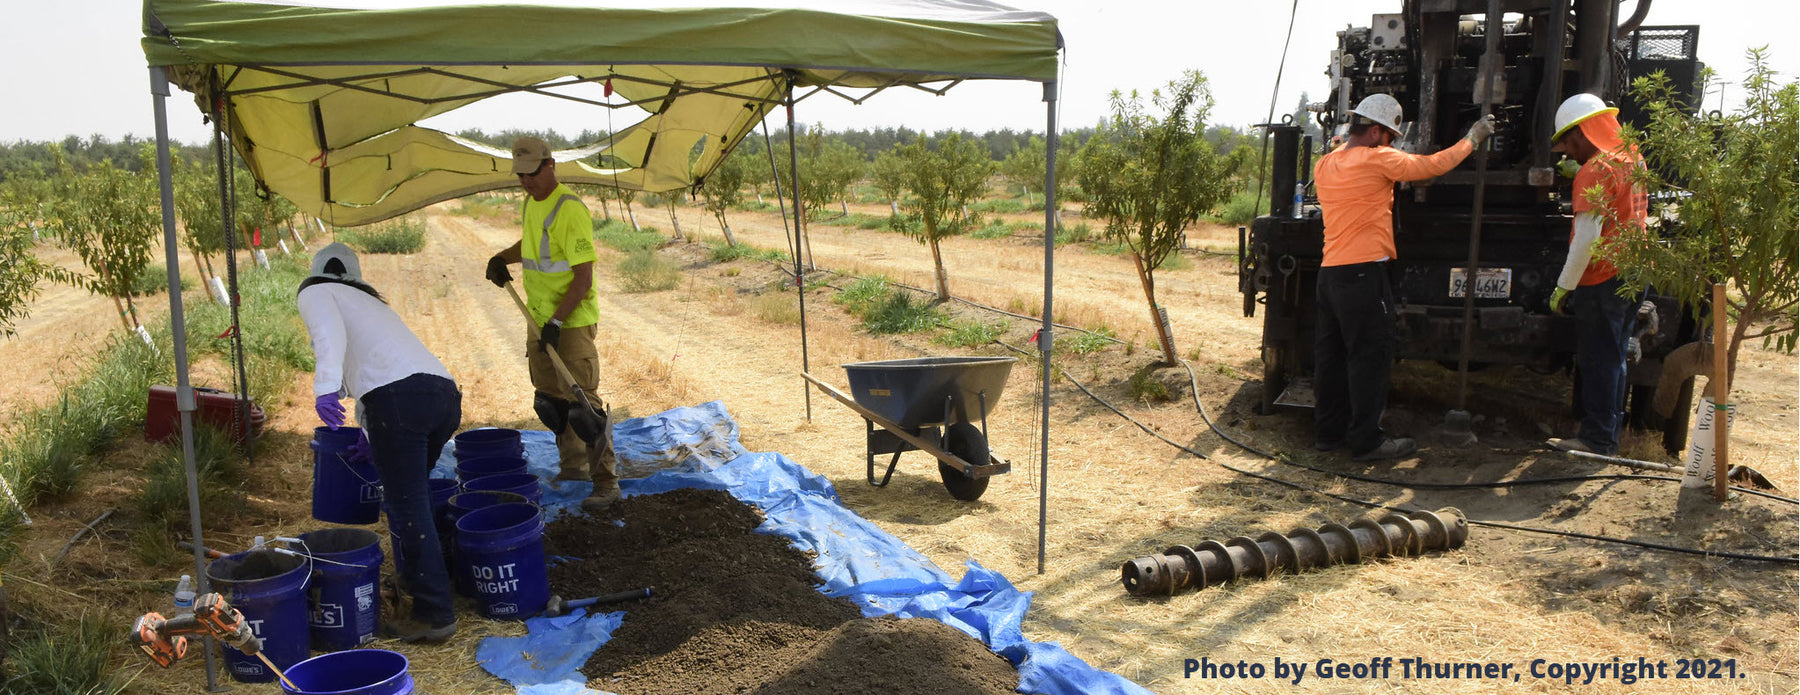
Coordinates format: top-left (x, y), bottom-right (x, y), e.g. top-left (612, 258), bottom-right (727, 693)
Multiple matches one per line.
top-left (543, 488), bottom-right (1018, 695)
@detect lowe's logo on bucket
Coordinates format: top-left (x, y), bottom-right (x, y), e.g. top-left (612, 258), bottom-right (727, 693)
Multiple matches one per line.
top-left (491, 601), bottom-right (519, 615)
top-left (360, 484), bottom-right (382, 503)
top-left (312, 602), bottom-right (344, 628)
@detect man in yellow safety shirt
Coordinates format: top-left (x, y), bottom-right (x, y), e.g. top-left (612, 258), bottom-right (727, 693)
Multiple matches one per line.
top-left (1311, 94), bottom-right (1493, 462)
top-left (484, 136), bottom-right (619, 507)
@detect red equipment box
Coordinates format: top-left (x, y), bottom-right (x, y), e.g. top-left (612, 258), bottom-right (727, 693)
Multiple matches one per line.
top-left (144, 385), bottom-right (267, 444)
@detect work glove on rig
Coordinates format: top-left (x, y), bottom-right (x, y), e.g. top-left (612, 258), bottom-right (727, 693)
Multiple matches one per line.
top-left (1465, 114), bottom-right (1496, 146)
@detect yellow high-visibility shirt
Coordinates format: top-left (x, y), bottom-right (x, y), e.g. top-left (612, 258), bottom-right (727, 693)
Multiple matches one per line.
top-left (520, 183), bottom-right (598, 328)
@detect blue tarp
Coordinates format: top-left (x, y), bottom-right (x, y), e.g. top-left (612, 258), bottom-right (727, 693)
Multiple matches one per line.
top-left (471, 401), bottom-right (1151, 695)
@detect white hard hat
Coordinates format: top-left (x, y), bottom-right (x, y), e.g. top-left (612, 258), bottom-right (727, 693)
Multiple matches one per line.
top-left (1351, 94), bottom-right (1404, 135)
top-left (1552, 93), bottom-right (1618, 143)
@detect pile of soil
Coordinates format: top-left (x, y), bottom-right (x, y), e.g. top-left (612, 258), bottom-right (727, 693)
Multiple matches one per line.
top-left (544, 488), bottom-right (1020, 695)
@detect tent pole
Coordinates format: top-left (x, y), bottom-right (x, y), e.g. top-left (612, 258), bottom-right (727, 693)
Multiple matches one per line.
top-left (786, 78), bottom-right (812, 422)
top-left (760, 121), bottom-right (798, 267)
top-left (150, 66), bottom-right (223, 692)
top-left (1037, 80), bottom-right (1058, 576)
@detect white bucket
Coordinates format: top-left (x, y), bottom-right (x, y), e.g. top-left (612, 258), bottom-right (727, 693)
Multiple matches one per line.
top-left (1681, 396), bottom-right (1738, 489)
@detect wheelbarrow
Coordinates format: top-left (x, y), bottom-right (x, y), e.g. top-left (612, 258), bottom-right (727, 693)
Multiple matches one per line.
top-left (802, 356), bottom-right (1016, 501)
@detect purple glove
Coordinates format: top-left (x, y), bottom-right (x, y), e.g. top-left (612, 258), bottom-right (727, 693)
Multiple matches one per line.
top-left (315, 393), bottom-right (346, 429)
top-left (346, 431), bottom-right (372, 464)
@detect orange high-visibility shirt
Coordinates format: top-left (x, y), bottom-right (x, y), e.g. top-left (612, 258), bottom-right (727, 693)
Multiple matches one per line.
top-left (1569, 149), bottom-right (1647, 286)
top-left (1314, 139), bottom-right (1472, 267)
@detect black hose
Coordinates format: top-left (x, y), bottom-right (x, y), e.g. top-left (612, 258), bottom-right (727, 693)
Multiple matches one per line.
top-left (733, 242), bottom-right (1797, 563)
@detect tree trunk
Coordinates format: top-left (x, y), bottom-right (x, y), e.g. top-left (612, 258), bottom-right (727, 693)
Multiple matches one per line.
top-left (626, 205), bottom-right (640, 232)
top-left (1132, 252), bottom-right (1178, 365)
top-left (191, 249), bottom-right (212, 287)
top-left (890, 200), bottom-right (899, 217)
top-left (841, 200), bottom-right (849, 215)
top-left (600, 198), bottom-right (612, 220)
top-left (669, 207), bottom-right (683, 241)
top-left (929, 236), bottom-right (950, 302)
top-left (720, 221), bottom-right (736, 247)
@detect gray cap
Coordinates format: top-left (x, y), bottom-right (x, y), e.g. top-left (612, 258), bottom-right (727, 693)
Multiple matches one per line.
top-left (309, 242), bottom-right (363, 283)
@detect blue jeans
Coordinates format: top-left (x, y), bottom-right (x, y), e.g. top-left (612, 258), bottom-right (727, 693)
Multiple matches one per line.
top-left (1571, 278), bottom-right (1635, 454)
top-left (1314, 262), bottom-right (1395, 455)
top-left (361, 373), bottom-right (461, 627)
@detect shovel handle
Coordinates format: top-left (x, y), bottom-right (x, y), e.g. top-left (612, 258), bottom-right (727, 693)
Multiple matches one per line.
top-left (502, 283), bottom-right (593, 409)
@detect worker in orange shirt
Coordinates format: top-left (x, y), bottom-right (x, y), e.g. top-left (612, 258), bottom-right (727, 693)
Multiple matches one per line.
top-left (1544, 94), bottom-right (1647, 456)
top-left (1312, 94), bottom-right (1493, 461)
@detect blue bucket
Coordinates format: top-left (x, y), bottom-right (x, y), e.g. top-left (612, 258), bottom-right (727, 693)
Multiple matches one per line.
top-left (461, 473), bottom-right (543, 506)
top-left (207, 549), bottom-right (312, 683)
top-left (454, 455), bottom-right (528, 484)
top-left (453, 428), bottom-right (523, 462)
top-left (428, 478), bottom-right (459, 560)
top-left (445, 491), bottom-right (527, 597)
top-left (311, 426), bottom-right (382, 525)
top-left (298, 528), bottom-right (384, 651)
top-left (455, 503), bottom-right (549, 620)
top-left (281, 649), bottom-right (413, 695)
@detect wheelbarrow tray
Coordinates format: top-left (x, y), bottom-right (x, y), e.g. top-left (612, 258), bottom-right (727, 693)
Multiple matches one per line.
top-left (841, 356), bottom-right (1017, 428)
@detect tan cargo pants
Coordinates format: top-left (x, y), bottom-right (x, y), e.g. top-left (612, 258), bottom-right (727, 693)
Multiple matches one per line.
top-left (526, 323), bottom-right (617, 486)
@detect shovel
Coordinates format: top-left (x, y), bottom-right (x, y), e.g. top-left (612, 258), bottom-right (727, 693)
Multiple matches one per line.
top-left (503, 283), bottom-right (615, 474)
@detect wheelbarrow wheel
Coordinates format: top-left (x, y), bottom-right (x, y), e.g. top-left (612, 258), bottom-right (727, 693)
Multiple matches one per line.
top-left (938, 422), bottom-right (990, 501)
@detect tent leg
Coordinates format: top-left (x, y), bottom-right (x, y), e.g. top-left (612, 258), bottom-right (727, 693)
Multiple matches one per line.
top-left (786, 80), bottom-right (812, 423)
top-left (151, 66), bottom-right (222, 692)
top-left (1038, 81), bottom-right (1058, 576)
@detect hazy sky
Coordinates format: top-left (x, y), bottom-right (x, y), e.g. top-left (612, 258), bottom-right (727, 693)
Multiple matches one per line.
top-left (3, 0), bottom-right (1795, 145)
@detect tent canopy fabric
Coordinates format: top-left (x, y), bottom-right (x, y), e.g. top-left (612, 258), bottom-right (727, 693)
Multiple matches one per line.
top-left (141, 0), bottom-right (1061, 226)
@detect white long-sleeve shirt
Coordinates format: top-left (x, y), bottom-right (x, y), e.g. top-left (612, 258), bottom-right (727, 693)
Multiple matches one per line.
top-left (297, 282), bottom-right (451, 400)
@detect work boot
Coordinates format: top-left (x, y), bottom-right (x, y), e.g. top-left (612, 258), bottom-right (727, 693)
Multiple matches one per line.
top-left (1351, 437), bottom-right (1417, 462)
top-left (580, 481), bottom-right (622, 514)
top-left (382, 617), bottom-right (457, 644)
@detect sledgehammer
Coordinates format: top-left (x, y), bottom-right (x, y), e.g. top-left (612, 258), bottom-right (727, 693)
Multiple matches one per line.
top-left (543, 587), bottom-right (653, 617)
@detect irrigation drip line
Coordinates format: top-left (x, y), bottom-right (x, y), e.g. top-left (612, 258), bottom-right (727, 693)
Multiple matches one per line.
top-left (1170, 360), bottom-right (1798, 505)
top-left (988, 339), bottom-right (1795, 565)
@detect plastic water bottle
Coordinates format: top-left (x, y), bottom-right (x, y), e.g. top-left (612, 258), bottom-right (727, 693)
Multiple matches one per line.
top-left (1292, 183), bottom-right (1305, 219)
top-left (173, 575), bottom-right (195, 612)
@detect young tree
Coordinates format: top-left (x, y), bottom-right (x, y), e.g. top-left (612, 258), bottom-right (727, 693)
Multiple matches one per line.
top-left (775, 128), bottom-right (866, 219)
top-left (1602, 50), bottom-right (1798, 405)
top-left (868, 148), bottom-right (910, 217)
top-left (698, 151), bottom-right (747, 246)
top-left (0, 175), bottom-right (73, 337)
top-left (46, 151), bottom-right (162, 332)
top-left (1077, 70), bottom-right (1235, 365)
top-left (1000, 136), bottom-right (1048, 205)
top-left (174, 157), bottom-right (227, 286)
top-left (891, 133), bottom-right (993, 301)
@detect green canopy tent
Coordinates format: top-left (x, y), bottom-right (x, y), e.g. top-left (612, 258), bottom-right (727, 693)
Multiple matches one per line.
top-left (142, 3), bottom-right (1061, 684)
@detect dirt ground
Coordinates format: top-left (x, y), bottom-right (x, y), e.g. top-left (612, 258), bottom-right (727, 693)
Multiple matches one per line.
top-left (7, 193), bottom-right (1796, 694)
top-left (545, 487), bottom-right (1020, 695)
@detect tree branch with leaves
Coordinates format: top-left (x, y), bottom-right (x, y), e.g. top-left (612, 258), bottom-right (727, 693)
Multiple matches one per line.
top-left (890, 133), bottom-right (993, 302)
top-left (1077, 70), bottom-right (1235, 365)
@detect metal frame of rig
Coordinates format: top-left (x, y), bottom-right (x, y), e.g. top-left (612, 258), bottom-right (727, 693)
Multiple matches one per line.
top-left (1238, 0), bottom-right (1707, 453)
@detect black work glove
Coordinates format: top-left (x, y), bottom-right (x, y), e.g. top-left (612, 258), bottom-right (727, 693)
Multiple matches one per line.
top-left (486, 254), bottom-right (513, 288)
top-left (539, 321), bottom-right (561, 354)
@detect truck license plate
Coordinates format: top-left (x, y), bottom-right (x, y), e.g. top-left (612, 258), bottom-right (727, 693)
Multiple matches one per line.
top-left (1448, 268), bottom-right (1512, 299)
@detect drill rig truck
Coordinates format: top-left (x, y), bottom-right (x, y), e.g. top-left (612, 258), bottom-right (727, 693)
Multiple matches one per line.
top-left (1239, 0), bottom-right (1706, 453)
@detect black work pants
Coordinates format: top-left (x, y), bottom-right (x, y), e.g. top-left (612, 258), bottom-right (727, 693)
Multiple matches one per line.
top-left (361, 372), bottom-right (462, 627)
top-left (1313, 262), bottom-right (1395, 455)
